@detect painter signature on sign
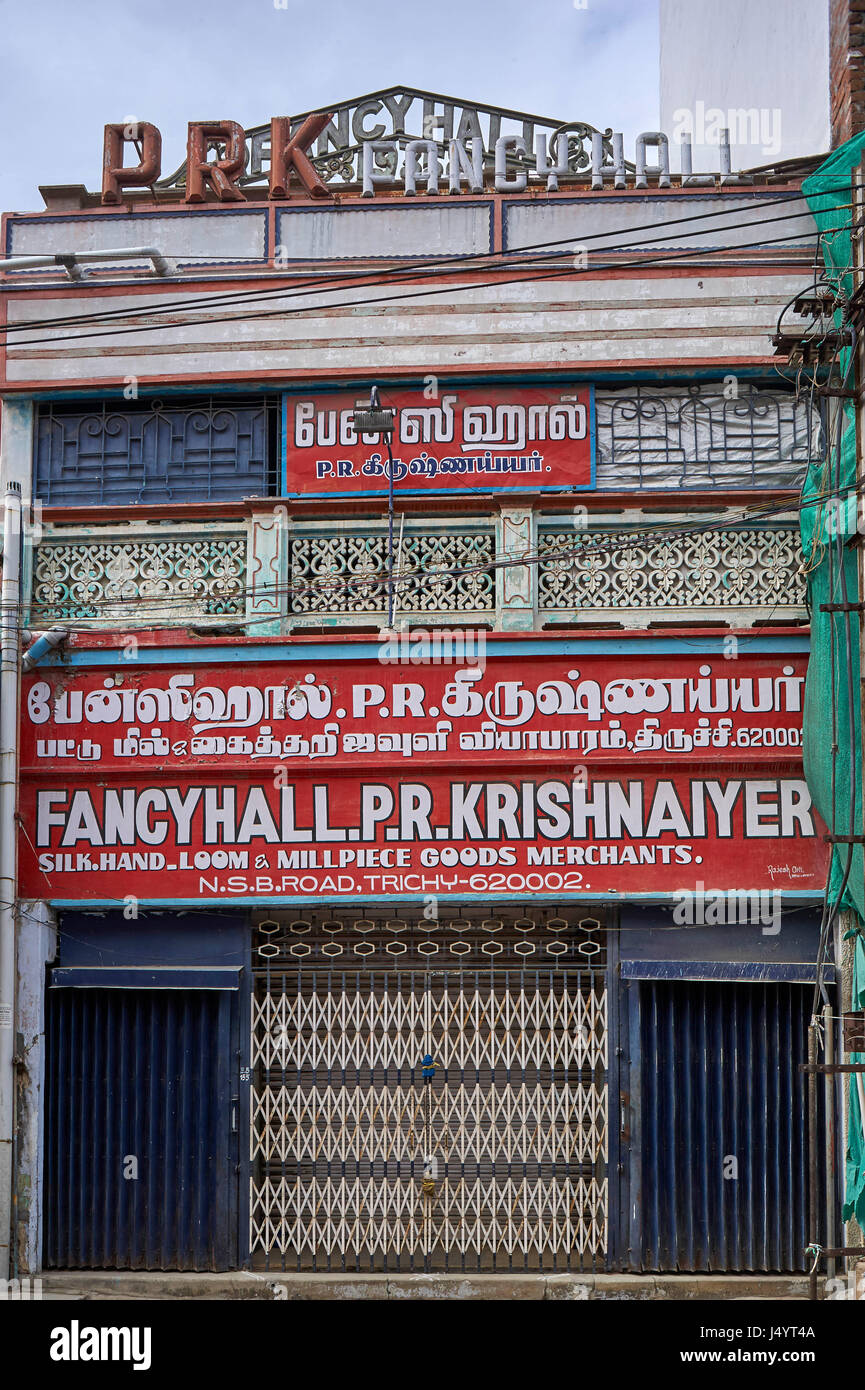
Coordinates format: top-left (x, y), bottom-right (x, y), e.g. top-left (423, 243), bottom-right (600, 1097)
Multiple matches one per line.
top-left (767, 864), bottom-right (813, 880)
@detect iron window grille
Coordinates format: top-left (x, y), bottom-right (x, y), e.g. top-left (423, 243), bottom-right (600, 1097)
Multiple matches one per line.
top-left (34, 395), bottom-right (280, 506)
top-left (593, 384), bottom-right (822, 489)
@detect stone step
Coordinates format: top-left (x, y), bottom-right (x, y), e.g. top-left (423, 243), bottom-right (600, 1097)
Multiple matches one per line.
top-left (35, 1271), bottom-right (821, 1301)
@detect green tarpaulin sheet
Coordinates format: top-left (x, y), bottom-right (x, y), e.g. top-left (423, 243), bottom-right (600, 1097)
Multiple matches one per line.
top-left (802, 138), bottom-right (865, 1227)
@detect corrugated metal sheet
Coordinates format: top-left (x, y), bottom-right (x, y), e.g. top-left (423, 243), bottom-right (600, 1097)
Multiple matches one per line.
top-left (44, 987), bottom-right (238, 1271)
top-left (5, 209), bottom-right (268, 266)
top-left (633, 980), bottom-right (820, 1273)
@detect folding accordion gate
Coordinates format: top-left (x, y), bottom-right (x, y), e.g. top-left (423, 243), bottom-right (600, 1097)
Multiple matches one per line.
top-left (249, 907), bottom-right (608, 1273)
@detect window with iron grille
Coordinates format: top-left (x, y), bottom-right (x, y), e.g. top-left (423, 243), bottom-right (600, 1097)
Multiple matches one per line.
top-left (593, 383), bottom-right (822, 489)
top-left (34, 396), bottom-right (280, 506)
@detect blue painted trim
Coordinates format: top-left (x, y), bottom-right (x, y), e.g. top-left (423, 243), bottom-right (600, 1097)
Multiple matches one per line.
top-left (283, 484), bottom-right (596, 500)
top-left (625, 973), bottom-right (642, 1269)
top-left (280, 391), bottom-right (288, 495)
top-left (621, 960), bottom-right (835, 984)
top-left (274, 200), bottom-right (495, 262)
top-left (48, 891), bottom-right (826, 910)
top-left (588, 382), bottom-right (597, 489)
top-left (22, 368), bottom-right (806, 405)
top-left (50, 966), bottom-right (242, 989)
top-left (44, 633), bottom-right (811, 667)
top-left (605, 911), bottom-right (623, 1271)
top-left (27, 384), bottom-right (282, 404)
top-left (237, 943), bottom-right (253, 1268)
top-left (279, 368), bottom-right (795, 392)
top-left (286, 487), bottom-right (797, 500)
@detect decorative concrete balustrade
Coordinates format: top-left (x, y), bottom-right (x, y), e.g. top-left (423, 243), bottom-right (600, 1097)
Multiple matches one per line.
top-left (536, 524), bottom-right (806, 629)
top-left (31, 528), bottom-right (246, 626)
top-left (29, 509), bottom-right (806, 635)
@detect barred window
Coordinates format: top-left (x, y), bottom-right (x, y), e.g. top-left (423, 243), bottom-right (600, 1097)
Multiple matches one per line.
top-left (34, 396), bottom-right (280, 505)
top-left (594, 383), bottom-right (822, 489)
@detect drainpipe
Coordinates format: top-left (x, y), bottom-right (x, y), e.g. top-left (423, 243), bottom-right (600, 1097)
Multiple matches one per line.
top-left (0, 247), bottom-right (177, 278)
top-left (0, 481), bottom-right (22, 1282)
top-left (22, 629), bottom-right (67, 672)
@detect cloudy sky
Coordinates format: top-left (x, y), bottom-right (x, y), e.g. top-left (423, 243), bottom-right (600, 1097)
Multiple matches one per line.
top-left (0, 0), bottom-right (660, 211)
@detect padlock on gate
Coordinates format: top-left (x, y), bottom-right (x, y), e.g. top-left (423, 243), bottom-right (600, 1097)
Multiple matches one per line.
top-left (421, 1155), bottom-right (438, 1197)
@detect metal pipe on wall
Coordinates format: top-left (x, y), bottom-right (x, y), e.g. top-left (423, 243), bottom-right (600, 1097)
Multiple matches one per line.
top-left (0, 481), bottom-right (22, 1282)
top-left (0, 247), bottom-right (176, 277)
top-left (808, 1020), bottom-right (818, 1301)
top-left (21, 629), bottom-right (67, 672)
top-left (824, 1002), bottom-right (836, 1281)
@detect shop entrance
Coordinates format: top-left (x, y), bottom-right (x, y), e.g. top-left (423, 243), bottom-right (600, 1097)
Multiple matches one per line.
top-left (249, 907), bottom-right (608, 1273)
top-left (44, 985), bottom-right (241, 1271)
top-left (630, 977), bottom-right (828, 1272)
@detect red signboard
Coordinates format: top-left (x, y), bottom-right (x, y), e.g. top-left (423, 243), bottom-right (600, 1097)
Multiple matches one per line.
top-left (283, 385), bottom-right (595, 496)
top-left (18, 651), bottom-right (826, 902)
top-left (20, 771), bottom-right (822, 902)
top-left (21, 652), bottom-right (809, 772)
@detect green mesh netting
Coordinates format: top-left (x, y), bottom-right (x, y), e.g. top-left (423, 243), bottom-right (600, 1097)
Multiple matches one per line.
top-left (802, 137), bottom-right (865, 1227)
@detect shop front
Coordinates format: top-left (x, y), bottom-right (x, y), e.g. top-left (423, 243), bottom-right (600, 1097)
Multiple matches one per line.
top-left (19, 635), bottom-right (830, 1273)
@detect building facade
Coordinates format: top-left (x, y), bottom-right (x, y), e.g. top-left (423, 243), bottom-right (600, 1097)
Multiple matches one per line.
top-left (659, 0), bottom-right (831, 168)
top-left (0, 90), bottom-right (836, 1278)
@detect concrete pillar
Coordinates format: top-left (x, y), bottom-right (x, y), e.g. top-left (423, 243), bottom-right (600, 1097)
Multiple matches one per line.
top-left (496, 506), bottom-right (537, 630)
top-left (14, 900), bottom-right (56, 1277)
top-left (0, 402), bottom-right (36, 620)
top-left (247, 506), bottom-right (289, 636)
top-left (0, 400), bottom-right (33, 502)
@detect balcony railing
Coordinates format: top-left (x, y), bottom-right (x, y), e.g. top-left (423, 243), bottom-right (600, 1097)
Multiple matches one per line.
top-left (537, 524), bottom-right (805, 627)
top-left (28, 509), bottom-right (807, 634)
top-left (288, 524), bottom-right (495, 628)
top-left (31, 522), bottom-right (247, 627)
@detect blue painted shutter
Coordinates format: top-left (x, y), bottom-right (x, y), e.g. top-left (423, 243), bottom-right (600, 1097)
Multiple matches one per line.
top-left (44, 987), bottom-right (238, 1270)
top-left (633, 980), bottom-right (823, 1272)
top-left (34, 399), bottom-right (273, 505)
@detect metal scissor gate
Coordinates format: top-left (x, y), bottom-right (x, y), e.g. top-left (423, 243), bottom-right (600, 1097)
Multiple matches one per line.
top-left (249, 908), bottom-right (607, 1273)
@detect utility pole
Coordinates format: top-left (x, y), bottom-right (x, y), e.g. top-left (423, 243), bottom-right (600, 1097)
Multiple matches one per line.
top-left (855, 159), bottom-right (865, 962)
top-left (352, 387), bottom-right (397, 627)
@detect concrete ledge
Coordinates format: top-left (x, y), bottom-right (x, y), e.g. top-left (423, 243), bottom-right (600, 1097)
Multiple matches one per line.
top-left (39, 1271), bottom-right (819, 1302)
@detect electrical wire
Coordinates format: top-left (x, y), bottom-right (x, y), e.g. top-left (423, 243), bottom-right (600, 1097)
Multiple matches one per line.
top-left (5, 182), bottom-right (862, 930)
top-left (0, 188), bottom-right (833, 343)
top-left (785, 210), bottom-right (865, 1023)
top-left (7, 472), bottom-right (850, 627)
top-left (5, 221), bottom-right (846, 356)
top-left (801, 316), bottom-right (858, 1023)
